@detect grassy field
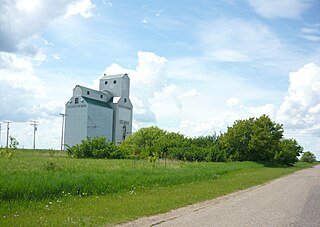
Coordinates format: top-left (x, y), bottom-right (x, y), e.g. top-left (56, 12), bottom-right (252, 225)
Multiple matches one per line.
top-left (0, 149), bottom-right (315, 226)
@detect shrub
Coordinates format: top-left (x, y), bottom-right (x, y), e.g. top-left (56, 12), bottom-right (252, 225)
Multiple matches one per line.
top-left (205, 145), bottom-right (227, 162)
top-left (274, 139), bottom-right (303, 166)
top-left (300, 151), bottom-right (317, 163)
top-left (66, 137), bottom-right (120, 159)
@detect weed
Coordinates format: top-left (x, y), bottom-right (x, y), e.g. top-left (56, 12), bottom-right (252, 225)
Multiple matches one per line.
top-left (43, 161), bottom-right (58, 171)
top-left (0, 148), bottom-right (14, 159)
top-left (48, 149), bottom-right (55, 157)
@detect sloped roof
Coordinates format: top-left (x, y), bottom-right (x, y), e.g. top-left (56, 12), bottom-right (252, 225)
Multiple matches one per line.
top-left (101, 73), bottom-right (128, 79)
top-left (83, 97), bottom-right (112, 108)
top-left (75, 85), bottom-right (105, 95)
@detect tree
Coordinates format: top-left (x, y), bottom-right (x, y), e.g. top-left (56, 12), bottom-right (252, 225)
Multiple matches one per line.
top-left (248, 115), bottom-right (283, 161)
top-left (119, 126), bottom-right (188, 161)
top-left (120, 126), bottom-right (167, 157)
top-left (274, 138), bottom-right (303, 166)
top-left (300, 151), bottom-right (317, 163)
top-left (219, 115), bottom-right (284, 162)
top-left (188, 134), bottom-right (219, 148)
top-left (9, 136), bottom-right (19, 149)
top-left (219, 118), bottom-right (254, 161)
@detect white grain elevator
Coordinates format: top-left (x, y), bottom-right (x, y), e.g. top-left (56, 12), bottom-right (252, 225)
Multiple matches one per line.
top-left (64, 73), bottom-right (133, 148)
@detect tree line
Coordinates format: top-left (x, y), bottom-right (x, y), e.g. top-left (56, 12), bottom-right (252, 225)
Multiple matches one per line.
top-left (66, 115), bottom-right (317, 165)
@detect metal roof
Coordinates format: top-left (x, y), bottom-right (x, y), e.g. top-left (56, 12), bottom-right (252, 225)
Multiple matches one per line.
top-left (83, 97), bottom-right (112, 108)
top-left (101, 73), bottom-right (128, 79)
top-left (75, 85), bottom-right (105, 95)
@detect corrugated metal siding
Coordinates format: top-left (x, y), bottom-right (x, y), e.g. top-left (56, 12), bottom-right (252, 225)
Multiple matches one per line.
top-left (64, 103), bottom-right (88, 147)
top-left (87, 103), bottom-right (113, 141)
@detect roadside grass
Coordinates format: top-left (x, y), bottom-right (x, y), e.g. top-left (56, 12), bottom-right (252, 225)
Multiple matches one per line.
top-left (0, 149), bottom-right (315, 226)
top-left (0, 149), bottom-right (261, 201)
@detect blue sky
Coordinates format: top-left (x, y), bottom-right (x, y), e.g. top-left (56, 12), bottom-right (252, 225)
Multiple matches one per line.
top-left (1, 0), bottom-right (320, 158)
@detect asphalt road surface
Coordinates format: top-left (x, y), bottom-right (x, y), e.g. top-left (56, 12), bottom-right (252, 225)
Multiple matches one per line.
top-left (121, 165), bottom-right (320, 227)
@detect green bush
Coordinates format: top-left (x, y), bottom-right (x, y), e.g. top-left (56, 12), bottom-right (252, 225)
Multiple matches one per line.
top-left (219, 115), bottom-right (302, 165)
top-left (220, 115), bottom-right (283, 162)
top-left (205, 146), bottom-right (227, 162)
top-left (66, 137), bottom-right (121, 159)
top-left (274, 139), bottom-right (303, 166)
top-left (119, 127), bottom-right (223, 163)
top-left (81, 118), bottom-right (303, 165)
top-left (300, 151), bottom-right (317, 163)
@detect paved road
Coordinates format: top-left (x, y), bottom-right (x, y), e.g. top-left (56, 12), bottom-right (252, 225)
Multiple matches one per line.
top-left (121, 165), bottom-right (320, 227)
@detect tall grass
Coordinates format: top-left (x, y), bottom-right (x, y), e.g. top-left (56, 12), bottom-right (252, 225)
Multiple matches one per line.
top-left (0, 149), bottom-right (315, 226)
top-left (0, 149), bottom-right (262, 201)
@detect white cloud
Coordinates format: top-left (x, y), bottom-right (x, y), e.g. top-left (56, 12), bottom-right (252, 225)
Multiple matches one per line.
top-left (160, 63), bottom-right (320, 153)
top-left (276, 62), bottom-right (320, 158)
top-left (248, 0), bottom-right (312, 19)
top-left (227, 97), bottom-right (240, 107)
top-left (247, 104), bottom-right (277, 119)
top-left (0, 52), bottom-right (44, 94)
top-left (178, 112), bottom-right (242, 137)
top-left (167, 57), bottom-right (208, 81)
top-left (32, 101), bottom-right (65, 118)
top-left (302, 35), bottom-right (320, 42)
top-left (301, 27), bottom-right (320, 34)
top-left (151, 84), bottom-right (182, 121)
top-left (210, 50), bottom-right (250, 62)
top-left (102, 1), bottom-right (112, 7)
top-left (142, 17), bottom-right (148, 24)
top-left (102, 51), bottom-right (168, 123)
top-left (156, 10), bottom-right (162, 17)
top-left (101, 63), bottom-right (129, 76)
top-left (130, 96), bottom-right (145, 115)
top-left (98, 52), bottom-right (289, 140)
top-left (64, 0), bottom-right (95, 19)
top-left (178, 89), bottom-right (200, 99)
top-left (0, 49), bottom-right (76, 149)
top-left (51, 53), bottom-right (61, 60)
top-left (0, 0), bottom-right (92, 54)
top-left (200, 18), bottom-right (283, 63)
top-left (0, 52), bottom-right (72, 123)
top-left (179, 119), bottom-right (222, 137)
top-left (301, 25), bottom-right (320, 42)
top-left (0, 52), bottom-right (47, 122)
top-left (278, 63), bottom-right (320, 129)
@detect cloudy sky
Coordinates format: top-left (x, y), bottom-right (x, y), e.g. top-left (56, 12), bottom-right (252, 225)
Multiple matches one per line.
top-left (1, 0), bottom-right (320, 158)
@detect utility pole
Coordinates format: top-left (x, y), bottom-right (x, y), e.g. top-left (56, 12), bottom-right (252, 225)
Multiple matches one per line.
top-left (0, 123), bottom-right (2, 148)
top-left (60, 113), bottom-right (67, 150)
top-left (4, 121), bottom-right (11, 148)
top-left (30, 121), bottom-right (38, 150)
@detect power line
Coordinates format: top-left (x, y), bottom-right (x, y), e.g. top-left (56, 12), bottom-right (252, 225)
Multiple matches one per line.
top-left (4, 121), bottom-right (12, 148)
top-left (285, 132), bottom-right (320, 138)
top-left (286, 132), bottom-right (320, 135)
top-left (30, 121), bottom-right (38, 150)
top-left (60, 113), bottom-right (67, 150)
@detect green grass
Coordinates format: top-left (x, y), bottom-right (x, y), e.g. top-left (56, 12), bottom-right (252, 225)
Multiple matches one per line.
top-left (0, 149), bottom-right (315, 226)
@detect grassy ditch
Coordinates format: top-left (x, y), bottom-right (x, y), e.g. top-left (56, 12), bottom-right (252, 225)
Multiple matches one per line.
top-left (0, 149), bottom-right (315, 226)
